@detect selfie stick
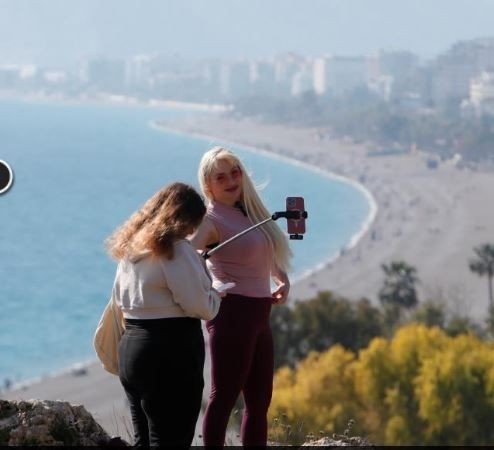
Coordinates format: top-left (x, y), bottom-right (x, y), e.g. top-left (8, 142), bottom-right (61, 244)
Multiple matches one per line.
top-left (202, 209), bottom-right (308, 260)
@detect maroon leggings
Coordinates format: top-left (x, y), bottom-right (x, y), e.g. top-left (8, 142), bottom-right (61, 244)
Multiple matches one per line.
top-left (203, 293), bottom-right (273, 447)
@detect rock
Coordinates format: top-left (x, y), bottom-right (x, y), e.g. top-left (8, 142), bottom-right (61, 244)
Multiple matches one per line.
top-left (0, 399), bottom-right (129, 446)
top-left (70, 364), bottom-right (88, 377)
top-left (302, 435), bottom-right (373, 446)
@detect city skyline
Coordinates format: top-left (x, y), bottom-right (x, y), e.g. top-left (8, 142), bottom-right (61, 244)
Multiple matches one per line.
top-left (1, 0), bottom-right (494, 65)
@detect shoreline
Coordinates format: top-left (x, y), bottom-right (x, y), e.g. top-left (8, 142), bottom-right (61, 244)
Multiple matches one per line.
top-left (2, 115), bottom-right (379, 441)
top-left (0, 91), bottom-right (232, 112)
top-left (3, 119), bottom-right (377, 392)
top-left (153, 116), bottom-right (494, 313)
top-left (2, 358), bottom-right (97, 393)
top-left (4, 111), bottom-right (494, 442)
top-left (152, 121), bottom-right (379, 284)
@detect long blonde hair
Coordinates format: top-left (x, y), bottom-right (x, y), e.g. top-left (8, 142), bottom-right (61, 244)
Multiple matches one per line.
top-left (198, 146), bottom-right (292, 273)
top-left (106, 182), bottom-right (206, 260)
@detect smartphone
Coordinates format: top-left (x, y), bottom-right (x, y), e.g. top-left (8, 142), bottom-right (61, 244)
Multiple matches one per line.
top-left (286, 197), bottom-right (306, 235)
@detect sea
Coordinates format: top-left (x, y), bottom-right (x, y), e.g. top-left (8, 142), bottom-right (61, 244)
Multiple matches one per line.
top-left (0, 99), bottom-right (373, 385)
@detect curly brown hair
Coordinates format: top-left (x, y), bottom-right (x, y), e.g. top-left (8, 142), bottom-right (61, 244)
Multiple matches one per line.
top-left (106, 182), bottom-right (206, 260)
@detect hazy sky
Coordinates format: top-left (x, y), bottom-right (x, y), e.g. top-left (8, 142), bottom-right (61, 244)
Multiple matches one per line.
top-left (1, 0), bottom-right (494, 66)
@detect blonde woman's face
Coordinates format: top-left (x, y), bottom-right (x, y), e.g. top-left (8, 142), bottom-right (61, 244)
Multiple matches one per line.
top-left (207, 159), bottom-right (243, 206)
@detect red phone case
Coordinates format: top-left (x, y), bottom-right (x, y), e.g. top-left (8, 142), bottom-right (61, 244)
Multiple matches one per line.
top-left (286, 197), bottom-right (305, 234)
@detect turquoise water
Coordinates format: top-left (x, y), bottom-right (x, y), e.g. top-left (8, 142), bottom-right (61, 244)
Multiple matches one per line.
top-left (0, 100), bottom-right (371, 383)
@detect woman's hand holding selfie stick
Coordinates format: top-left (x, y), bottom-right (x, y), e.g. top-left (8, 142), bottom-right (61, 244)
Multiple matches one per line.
top-left (202, 198), bottom-right (308, 260)
top-left (202, 197), bottom-right (308, 303)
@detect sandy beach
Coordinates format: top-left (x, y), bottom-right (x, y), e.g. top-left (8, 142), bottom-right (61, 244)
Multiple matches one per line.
top-left (3, 114), bottom-right (494, 440)
top-left (159, 115), bottom-right (494, 319)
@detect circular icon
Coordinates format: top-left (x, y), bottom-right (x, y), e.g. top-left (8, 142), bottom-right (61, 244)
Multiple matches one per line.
top-left (0, 160), bottom-right (14, 194)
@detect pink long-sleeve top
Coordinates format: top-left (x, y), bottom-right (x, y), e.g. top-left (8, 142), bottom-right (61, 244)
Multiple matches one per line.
top-left (206, 201), bottom-right (273, 298)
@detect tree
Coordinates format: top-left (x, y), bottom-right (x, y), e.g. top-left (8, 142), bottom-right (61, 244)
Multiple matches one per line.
top-left (379, 261), bottom-right (419, 330)
top-left (416, 333), bottom-right (494, 445)
top-left (269, 345), bottom-right (362, 445)
top-left (270, 304), bottom-right (300, 369)
top-left (469, 243), bottom-right (494, 310)
top-left (270, 291), bottom-right (383, 369)
top-left (411, 300), bottom-right (483, 338)
top-left (411, 300), bottom-right (446, 329)
top-left (354, 324), bottom-right (448, 445)
top-left (444, 315), bottom-right (482, 338)
top-left (271, 323), bottom-right (494, 445)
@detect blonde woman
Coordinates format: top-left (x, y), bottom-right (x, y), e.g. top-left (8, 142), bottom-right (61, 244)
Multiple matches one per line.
top-left (191, 147), bottom-right (292, 447)
top-left (106, 182), bottom-right (221, 447)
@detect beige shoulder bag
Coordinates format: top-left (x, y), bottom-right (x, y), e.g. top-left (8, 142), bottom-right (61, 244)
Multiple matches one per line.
top-left (93, 295), bottom-right (125, 376)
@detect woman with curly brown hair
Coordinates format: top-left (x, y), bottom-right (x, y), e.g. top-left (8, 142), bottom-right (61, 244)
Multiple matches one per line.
top-left (106, 182), bottom-right (221, 447)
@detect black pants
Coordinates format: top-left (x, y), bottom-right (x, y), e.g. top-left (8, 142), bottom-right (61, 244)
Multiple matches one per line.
top-left (118, 317), bottom-right (205, 447)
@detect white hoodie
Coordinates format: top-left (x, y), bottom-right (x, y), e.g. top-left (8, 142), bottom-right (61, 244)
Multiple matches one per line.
top-left (113, 239), bottom-right (220, 320)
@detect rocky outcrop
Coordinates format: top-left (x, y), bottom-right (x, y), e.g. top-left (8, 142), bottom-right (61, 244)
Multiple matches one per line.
top-left (0, 399), bottom-right (127, 446)
top-left (302, 435), bottom-right (373, 446)
top-left (269, 433), bottom-right (373, 447)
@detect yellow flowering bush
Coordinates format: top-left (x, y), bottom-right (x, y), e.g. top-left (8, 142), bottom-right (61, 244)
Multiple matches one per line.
top-left (270, 323), bottom-right (494, 445)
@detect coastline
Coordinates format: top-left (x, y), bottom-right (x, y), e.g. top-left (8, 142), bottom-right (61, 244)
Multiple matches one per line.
top-left (152, 121), bottom-right (379, 284)
top-left (153, 115), bottom-right (494, 314)
top-left (2, 114), bottom-right (377, 441)
top-left (0, 90), bottom-right (232, 112)
top-left (4, 113), bottom-right (494, 442)
top-left (3, 118), bottom-right (376, 391)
